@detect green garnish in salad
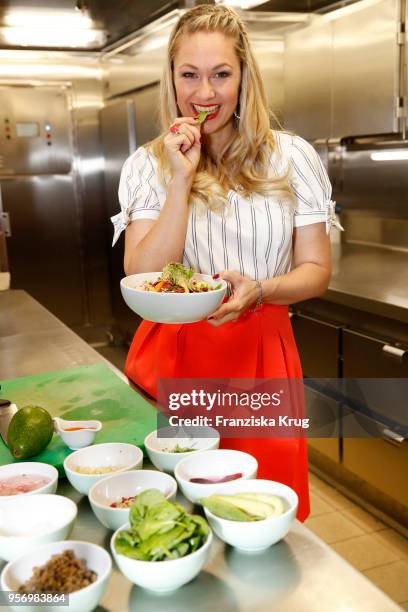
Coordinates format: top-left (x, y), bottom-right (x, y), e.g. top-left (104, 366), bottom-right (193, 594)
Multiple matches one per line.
top-left (197, 110), bottom-right (211, 124)
top-left (162, 262), bottom-right (193, 293)
top-left (142, 262), bottom-right (222, 294)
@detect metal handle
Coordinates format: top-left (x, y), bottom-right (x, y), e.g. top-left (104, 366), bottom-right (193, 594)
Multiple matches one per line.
top-left (382, 344), bottom-right (407, 361)
top-left (382, 427), bottom-right (405, 447)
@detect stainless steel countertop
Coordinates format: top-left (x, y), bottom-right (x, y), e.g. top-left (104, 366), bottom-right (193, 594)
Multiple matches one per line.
top-left (0, 290), bottom-right (126, 381)
top-left (325, 243), bottom-right (408, 323)
top-left (0, 290), bottom-right (403, 611)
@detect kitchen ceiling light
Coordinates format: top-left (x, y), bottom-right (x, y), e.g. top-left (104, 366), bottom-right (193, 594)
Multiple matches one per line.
top-left (1, 7), bottom-right (105, 48)
top-left (0, 26), bottom-right (106, 48)
top-left (370, 151), bottom-right (408, 161)
top-left (4, 9), bottom-right (93, 29)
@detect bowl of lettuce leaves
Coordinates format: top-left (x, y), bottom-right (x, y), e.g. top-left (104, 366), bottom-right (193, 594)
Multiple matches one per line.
top-left (120, 263), bottom-right (227, 324)
top-left (111, 489), bottom-right (212, 592)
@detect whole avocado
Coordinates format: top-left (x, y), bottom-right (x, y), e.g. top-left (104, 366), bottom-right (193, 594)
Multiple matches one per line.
top-left (7, 405), bottom-right (54, 459)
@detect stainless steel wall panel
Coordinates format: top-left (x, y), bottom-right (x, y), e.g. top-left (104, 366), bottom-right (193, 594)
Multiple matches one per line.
top-left (129, 85), bottom-right (161, 146)
top-left (0, 85), bottom-right (72, 175)
top-left (339, 146), bottom-right (408, 216)
top-left (0, 175), bottom-right (84, 326)
top-left (72, 76), bottom-right (112, 334)
top-left (100, 87), bottom-right (160, 342)
top-left (103, 51), bottom-right (165, 97)
top-left (284, 18), bottom-right (332, 138)
top-left (332, 0), bottom-right (399, 137)
top-left (252, 39), bottom-right (285, 122)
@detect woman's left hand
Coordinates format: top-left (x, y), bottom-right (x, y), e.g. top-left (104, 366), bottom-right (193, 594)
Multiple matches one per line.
top-left (207, 270), bottom-right (259, 327)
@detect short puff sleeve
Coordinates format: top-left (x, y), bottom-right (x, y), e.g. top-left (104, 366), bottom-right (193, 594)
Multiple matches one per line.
top-left (111, 147), bottom-right (161, 246)
top-left (289, 135), bottom-right (343, 234)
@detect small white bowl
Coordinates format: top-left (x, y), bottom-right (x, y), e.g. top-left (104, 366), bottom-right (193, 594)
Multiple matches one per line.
top-left (0, 494), bottom-right (77, 562)
top-left (1, 540), bottom-right (112, 612)
top-left (202, 479), bottom-right (298, 553)
top-left (54, 417), bottom-right (102, 450)
top-left (111, 523), bottom-right (212, 592)
top-left (174, 449), bottom-right (258, 504)
top-left (64, 443), bottom-right (143, 495)
top-left (88, 470), bottom-right (177, 531)
top-left (120, 272), bottom-right (227, 324)
top-left (0, 462), bottom-right (58, 502)
top-left (144, 427), bottom-right (220, 474)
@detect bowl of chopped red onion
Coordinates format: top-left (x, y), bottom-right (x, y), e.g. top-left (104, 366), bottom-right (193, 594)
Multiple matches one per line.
top-left (174, 449), bottom-right (258, 504)
top-left (88, 469), bottom-right (177, 531)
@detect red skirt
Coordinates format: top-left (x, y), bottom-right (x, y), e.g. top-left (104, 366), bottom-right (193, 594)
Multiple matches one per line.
top-left (125, 304), bottom-right (310, 521)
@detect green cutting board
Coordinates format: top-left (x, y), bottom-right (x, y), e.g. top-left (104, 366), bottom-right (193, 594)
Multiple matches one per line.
top-left (0, 364), bottom-right (158, 474)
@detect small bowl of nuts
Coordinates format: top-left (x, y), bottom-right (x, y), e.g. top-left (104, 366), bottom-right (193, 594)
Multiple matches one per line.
top-left (63, 443), bottom-right (143, 495)
top-left (1, 540), bottom-right (112, 612)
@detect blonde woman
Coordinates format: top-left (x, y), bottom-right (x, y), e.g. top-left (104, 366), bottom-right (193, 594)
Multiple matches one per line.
top-left (111, 5), bottom-right (340, 521)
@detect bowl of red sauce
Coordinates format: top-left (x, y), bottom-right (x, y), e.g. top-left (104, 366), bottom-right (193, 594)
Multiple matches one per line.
top-left (0, 462), bottom-right (58, 502)
top-left (54, 418), bottom-right (102, 450)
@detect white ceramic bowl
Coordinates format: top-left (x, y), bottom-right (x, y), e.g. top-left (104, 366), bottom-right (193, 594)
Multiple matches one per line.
top-left (64, 443), bottom-right (143, 495)
top-left (120, 272), bottom-right (227, 324)
top-left (1, 540), bottom-right (112, 612)
top-left (202, 479), bottom-right (298, 553)
top-left (111, 523), bottom-right (212, 592)
top-left (88, 470), bottom-right (177, 531)
top-left (174, 449), bottom-right (258, 504)
top-left (0, 462), bottom-right (58, 502)
top-left (144, 427), bottom-right (220, 474)
top-left (0, 494), bottom-right (77, 562)
top-left (54, 417), bottom-right (102, 450)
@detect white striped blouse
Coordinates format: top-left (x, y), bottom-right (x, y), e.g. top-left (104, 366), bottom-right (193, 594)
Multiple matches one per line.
top-left (111, 130), bottom-right (338, 280)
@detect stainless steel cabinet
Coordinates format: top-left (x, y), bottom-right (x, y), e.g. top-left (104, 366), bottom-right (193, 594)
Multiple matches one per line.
top-left (291, 313), bottom-right (341, 461)
top-left (291, 313), bottom-right (341, 377)
top-left (342, 328), bottom-right (407, 512)
top-left (343, 328), bottom-right (408, 378)
top-left (343, 436), bottom-right (408, 509)
top-left (284, 0), bottom-right (401, 139)
top-left (1, 176), bottom-right (84, 326)
top-left (304, 385), bottom-right (341, 462)
top-left (332, 0), bottom-right (399, 137)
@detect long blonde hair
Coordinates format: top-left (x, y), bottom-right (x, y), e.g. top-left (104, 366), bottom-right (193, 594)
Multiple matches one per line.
top-left (149, 4), bottom-right (292, 211)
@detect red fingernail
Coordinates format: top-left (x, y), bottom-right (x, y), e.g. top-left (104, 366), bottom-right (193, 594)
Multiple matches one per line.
top-left (212, 274), bottom-right (219, 279)
top-left (199, 137), bottom-right (202, 144)
top-left (207, 316), bottom-right (214, 320)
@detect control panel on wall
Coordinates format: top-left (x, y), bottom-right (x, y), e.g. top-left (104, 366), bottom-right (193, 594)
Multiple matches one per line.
top-left (0, 85), bottom-right (73, 176)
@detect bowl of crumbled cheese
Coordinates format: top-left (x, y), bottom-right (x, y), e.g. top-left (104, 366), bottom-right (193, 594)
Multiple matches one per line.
top-left (63, 443), bottom-right (143, 495)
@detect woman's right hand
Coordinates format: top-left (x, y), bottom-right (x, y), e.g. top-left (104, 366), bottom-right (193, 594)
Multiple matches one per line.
top-left (164, 117), bottom-right (202, 181)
